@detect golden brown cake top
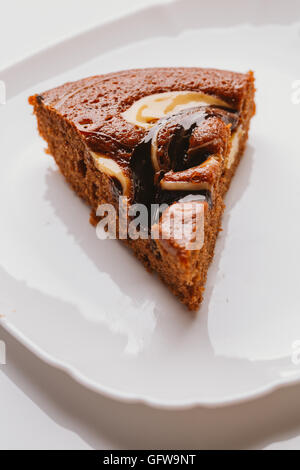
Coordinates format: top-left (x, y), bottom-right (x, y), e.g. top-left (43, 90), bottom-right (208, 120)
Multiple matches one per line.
top-left (32, 67), bottom-right (253, 160)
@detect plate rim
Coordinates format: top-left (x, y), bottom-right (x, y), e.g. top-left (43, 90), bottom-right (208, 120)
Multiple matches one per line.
top-left (2, 317), bottom-right (300, 410)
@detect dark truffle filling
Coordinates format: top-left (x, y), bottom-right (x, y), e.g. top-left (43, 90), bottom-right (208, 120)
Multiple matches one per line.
top-left (130, 105), bottom-right (239, 226)
top-left (157, 189), bottom-right (213, 210)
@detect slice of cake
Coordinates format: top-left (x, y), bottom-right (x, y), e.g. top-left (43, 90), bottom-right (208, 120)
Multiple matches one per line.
top-left (29, 67), bottom-right (255, 310)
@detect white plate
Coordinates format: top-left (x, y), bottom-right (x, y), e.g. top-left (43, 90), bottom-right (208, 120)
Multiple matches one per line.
top-left (1, 0), bottom-right (300, 409)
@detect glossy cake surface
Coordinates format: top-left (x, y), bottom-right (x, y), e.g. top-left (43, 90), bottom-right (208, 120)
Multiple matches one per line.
top-left (36, 68), bottom-right (251, 157)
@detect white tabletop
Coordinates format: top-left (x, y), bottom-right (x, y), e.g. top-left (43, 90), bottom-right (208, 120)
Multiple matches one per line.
top-left (1, 0), bottom-right (300, 450)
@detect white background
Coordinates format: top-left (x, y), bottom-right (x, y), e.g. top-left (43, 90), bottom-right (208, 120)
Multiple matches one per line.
top-left (1, 0), bottom-right (300, 450)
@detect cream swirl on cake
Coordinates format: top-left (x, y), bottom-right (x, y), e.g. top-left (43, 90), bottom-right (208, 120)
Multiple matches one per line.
top-left (122, 91), bottom-right (231, 129)
top-left (91, 92), bottom-right (242, 200)
top-left (130, 102), bottom-right (239, 216)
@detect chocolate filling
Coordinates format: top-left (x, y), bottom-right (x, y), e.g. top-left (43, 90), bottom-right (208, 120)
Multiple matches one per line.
top-left (130, 105), bottom-right (239, 226)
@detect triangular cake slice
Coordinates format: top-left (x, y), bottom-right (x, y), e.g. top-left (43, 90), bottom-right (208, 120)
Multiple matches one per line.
top-left (29, 67), bottom-right (255, 310)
